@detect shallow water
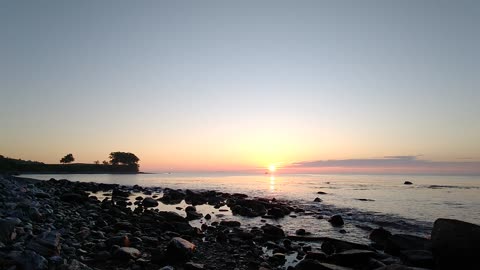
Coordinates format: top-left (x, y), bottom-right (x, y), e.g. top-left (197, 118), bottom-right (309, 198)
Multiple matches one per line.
top-left (23, 173), bottom-right (480, 239)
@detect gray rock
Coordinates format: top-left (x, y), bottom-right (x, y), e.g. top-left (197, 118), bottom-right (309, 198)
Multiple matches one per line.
top-left (431, 218), bottom-right (480, 270)
top-left (113, 247), bottom-right (141, 260)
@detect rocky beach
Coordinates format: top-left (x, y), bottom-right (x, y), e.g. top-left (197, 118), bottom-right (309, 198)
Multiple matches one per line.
top-left (0, 175), bottom-right (479, 270)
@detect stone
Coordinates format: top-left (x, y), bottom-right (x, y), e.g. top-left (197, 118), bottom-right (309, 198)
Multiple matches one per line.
top-left (61, 193), bottom-right (88, 203)
top-left (369, 227), bottom-right (392, 247)
top-left (404, 181), bottom-right (413, 185)
top-left (185, 262), bottom-right (205, 270)
top-left (113, 247), bottom-right (141, 260)
top-left (9, 250), bottom-right (48, 270)
top-left (330, 249), bottom-right (376, 267)
top-left (314, 197), bottom-right (322, 202)
top-left (166, 237), bottom-right (195, 261)
top-left (296, 229), bottom-right (307, 235)
top-left (67, 259), bottom-right (94, 270)
top-left (112, 189), bottom-right (131, 197)
top-left (261, 224), bottom-right (285, 239)
top-left (374, 264), bottom-right (431, 270)
top-left (27, 231), bottom-right (61, 257)
top-left (385, 234), bottom-right (430, 255)
top-left (220, 220), bottom-right (241, 227)
top-left (0, 218), bottom-right (20, 243)
top-left (305, 251), bottom-right (327, 261)
top-left (142, 197), bottom-right (159, 207)
top-left (328, 215), bottom-right (344, 227)
top-left (317, 191), bottom-right (327, 194)
top-left (295, 260), bottom-right (353, 270)
top-left (400, 250), bottom-right (434, 269)
top-left (431, 218), bottom-right (480, 270)
top-left (204, 214), bottom-right (212, 220)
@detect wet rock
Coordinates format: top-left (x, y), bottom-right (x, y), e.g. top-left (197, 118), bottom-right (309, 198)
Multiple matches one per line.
top-left (185, 262), bottom-right (205, 270)
top-left (142, 197), bottom-right (159, 207)
top-left (220, 220), bottom-right (241, 227)
top-left (107, 235), bottom-right (129, 247)
top-left (295, 260), bottom-right (353, 270)
top-left (317, 191), bottom-right (327, 194)
top-left (400, 250), bottom-right (434, 268)
top-left (328, 215), bottom-right (344, 227)
top-left (268, 206), bottom-right (288, 218)
top-left (61, 192), bottom-right (88, 203)
top-left (375, 264), bottom-right (431, 270)
top-left (9, 250), bottom-right (48, 270)
top-left (314, 197), bottom-right (322, 202)
top-left (404, 181), bottom-right (413, 185)
top-left (321, 241), bottom-right (336, 255)
top-left (431, 218), bottom-right (480, 270)
top-left (159, 188), bottom-right (185, 204)
top-left (204, 213), bottom-right (211, 220)
top-left (305, 251), bottom-right (327, 261)
top-left (329, 249), bottom-right (376, 267)
top-left (112, 188), bottom-right (131, 197)
top-left (27, 231), bottom-right (61, 257)
top-left (261, 224), bottom-right (285, 239)
top-left (296, 229), bottom-right (307, 235)
top-left (166, 237), bottom-right (195, 262)
top-left (369, 227), bottom-right (392, 247)
top-left (385, 234), bottom-right (430, 255)
top-left (113, 247), bottom-right (141, 260)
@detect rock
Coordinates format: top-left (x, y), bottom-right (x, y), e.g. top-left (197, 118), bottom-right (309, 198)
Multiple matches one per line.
top-left (267, 207), bottom-right (288, 218)
top-left (220, 220), bottom-right (241, 227)
top-left (67, 259), bottom-right (94, 270)
top-left (107, 235), bottom-right (129, 247)
top-left (296, 229), bottom-right (307, 235)
top-left (142, 197), bottom-right (159, 207)
top-left (159, 189), bottom-right (185, 204)
top-left (112, 189), bottom-right (131, 197)
top-left (0, 218), bottom-right (20, 243)
top-left (385, 234), bottom-right (430, 255)
top-left (9, 250), bottom-right (48, 270)
top-left (204, 214), bottom-right (211, 220)
top-left (374, 264), bottom-right (431, 270)
top-left (261, 224), bottom-right (285, 239)
top-left (27, 231), bottom-right (61, 257)
top-left (317, 191), bottom-right (327, 194)
top-left (404, 181), bottom-right (413, 185)
top-left (328, 215), bottom-right (344, 227)
top-left (185, 262), bottom-right (205, 270)
top-left (314, 197), bottom-right (322, 202)
top-left (400, 250), bottom-right (434, 268)
top-left (113, 247), bottom-right (141, 260)
top-left (305, 251), bottom-right (327, 261)
top-left (295, 260), bottom-right (353, 270)
top-left (166, 237), bottom-right (195, 261)
top-left (61, 193), bottom-right (88, 203)
top-left (330, 249), bottom-right (376, 267)
top-left (431, 218), bottom-right (480, 270)
top-left (321, 240), bottom-right (335, 255)
top-left (369, 227), bottom-right (392, 247)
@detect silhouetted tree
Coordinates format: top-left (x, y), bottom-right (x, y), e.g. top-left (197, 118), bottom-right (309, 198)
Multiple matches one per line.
top-left (60, 154), bottom-right (75, 164)
top-left (94, 160), bottom-right (100, 165)
top-left (109, 152), bottom-right (140, 167)
top-left (102, 160), bottom-right (109, 165)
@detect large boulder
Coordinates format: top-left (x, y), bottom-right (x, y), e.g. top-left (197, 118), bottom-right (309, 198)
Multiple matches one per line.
top-left (431, 218), bottom-right (480, 270)
top-left (142, 197), bottom-right (159, 207)
top-left (385, 234), bottom-right (430, 255)
top-left (261, 224), bottom-right (285, 239)
top-left (369, 227), bottom-right (392, 247)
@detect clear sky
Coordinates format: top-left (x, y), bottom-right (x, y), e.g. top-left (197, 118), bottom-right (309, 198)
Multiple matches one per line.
top-left (1, 1), bottom-right (479, 174)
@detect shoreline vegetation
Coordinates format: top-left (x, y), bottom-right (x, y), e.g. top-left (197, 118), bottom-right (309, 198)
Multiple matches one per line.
top-left (0, 175), bottom-right (478, 270)
top-left (0, 153), bottom-right (141, 174)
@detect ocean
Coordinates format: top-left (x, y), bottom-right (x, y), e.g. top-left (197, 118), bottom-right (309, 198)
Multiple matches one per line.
top-left (22, 172), bottom-right (480, 244)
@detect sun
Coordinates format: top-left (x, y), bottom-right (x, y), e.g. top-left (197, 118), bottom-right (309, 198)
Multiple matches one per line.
top-left (269, 164), bottom-right (276, 173)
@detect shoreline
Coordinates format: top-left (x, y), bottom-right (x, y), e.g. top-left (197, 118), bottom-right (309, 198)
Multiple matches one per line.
top-left (1, 175), bottom-right (478, 270)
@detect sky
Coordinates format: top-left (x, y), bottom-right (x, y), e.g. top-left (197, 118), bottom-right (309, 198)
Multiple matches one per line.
top-left (1, 1), bottom-right (479, 174)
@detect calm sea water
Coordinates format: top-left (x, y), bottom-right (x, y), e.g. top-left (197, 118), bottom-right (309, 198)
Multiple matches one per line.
top-left (23, 173), bottom-right (480, 243)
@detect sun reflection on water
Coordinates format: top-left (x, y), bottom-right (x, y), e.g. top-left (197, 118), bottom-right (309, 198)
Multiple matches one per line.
top-left (270, 175), bottom-right (275, 191)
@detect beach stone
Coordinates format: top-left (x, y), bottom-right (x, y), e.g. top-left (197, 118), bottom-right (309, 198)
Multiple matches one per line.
top-left (61, 192), bottom-right (88, 203)
top-left (166, 237), bottom-right (195, 261)
top-left (305, 251), bottom-right (327, 261)
top-left (185, 262), bottom-right (205, 270)
top-left (113, 247), bottom-right (141, 260)
top-left (317, 191), bottom-right (327, 194)
top-left (67, 259), bottom-right (94, 270)
top-left (321, 240), bottom-right (336, 255)
top-left (400, 250), bottom-right (434, 268)
top-left (27, 231), bottom-right (61, 257)
top-left (375, 264), bottom-right (431, 270)
top-left (314, 197), bottom-right (322, 202)
top-left (220, 220), bottom-right (241, 227)
top-left (431, 218), bottom-right (480, 270)
top-left (404, 181), bottom-right (413, 185)
top-left (142, 197), bottom-right (159, 207)
top-left (296, 229), bottom-right (307, 235)
top-left (9, 250), bottom-right (48, 270)
top-left (330, 249), bottom-right (376, 267)
top-left (385, 234), bottom-right (430, 255)
top-left (204, 214), bottom-right (211, 220)
top-left (295, 260), bottom-right (353, 270)
top-left (328, 215), bottom-right (344, 227)
top-left (261, 224), bottom-right (285, 239)
top-left (0, 218), bottom-right (20, 243)
top-left (107, 235), bottom-right (129, 247)
top-left (112, 189), bottom-right (131, 197)
top-left (369, 227), bottom-right (392, 247)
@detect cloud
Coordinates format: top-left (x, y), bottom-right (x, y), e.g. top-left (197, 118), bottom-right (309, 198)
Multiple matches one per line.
top-left (289, 156), bottom-right (480, 175)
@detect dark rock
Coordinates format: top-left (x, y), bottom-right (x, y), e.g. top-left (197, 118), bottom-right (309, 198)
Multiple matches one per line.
top-left (328, 215), bottom-right (344, 227)
top-left (369, 227), bottom-right (392, 247)
top-left (159, 189), bottom-right (185, 204)
top-left (295, 260), bottom-right (353, 270)
top-left (142, 197), bottom-right (159, 207)
top-left (0, 218), bottom-right (20, 243)
top-left (321, 240), bottom-right (335, 255)
top-left (67, 259), bottom-right (94, 270)
top-left (374, 264), bottom-right (431, 270)
top-left (330, 249), bottom-right (376, 267)
top-left (431, 218), bottom-right (480, 270)
top-left (166, 237), bottom-right (195, 262)
top-left (9, 250), bottom-right (48, 270)
top-left (385, 234), bottom-right (430, 255)
top-left (314, 197), bottom-right (322, 202)
top-left (27, 231), bottom-right (61, 257)
top-left (261, 224), bottom-right (285, 239)
top-left (220, 220), bottom-right (241, 227)
top-left (268, 207), bottom-right (288, 218)
top-left (296, 229), bottom-right (307, 235)
top-left (404, 181), bottom-right (413, 185)
top-left (185, 262), bottom-right (205, 270)
top-left (400, 250), bottom-right (434, 268)
top-left (113, 247), bottom-right (141, 260)
top-left (107, 235), bottom-right (129, 247)
top-left (305, 251), bottom-right (327, 261)
top-left (112, 189), bottom-right (131, 197)
top-left (204, 214), bottom-right (211, 220)
top-left (317, 191), bottom-right (327, 194)
top-left (61, 193), bottom-right (88, 203)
